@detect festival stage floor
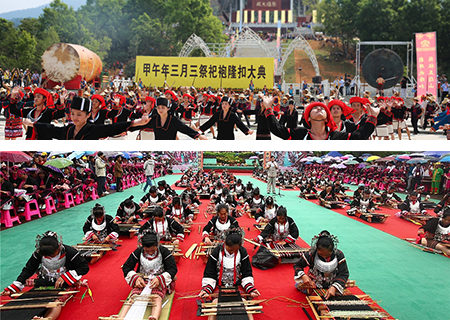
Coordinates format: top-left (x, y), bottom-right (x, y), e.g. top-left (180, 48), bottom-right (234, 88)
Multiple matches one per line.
top-left (1, 174), bottom-right (449, 320)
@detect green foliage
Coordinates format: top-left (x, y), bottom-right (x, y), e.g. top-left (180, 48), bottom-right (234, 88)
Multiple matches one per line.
top-left (203, 152), bottom-right (256, 165)
top-left (2, 0), bottom-right (225, 71)
top-left (316, 0), bottom-right (449, 75)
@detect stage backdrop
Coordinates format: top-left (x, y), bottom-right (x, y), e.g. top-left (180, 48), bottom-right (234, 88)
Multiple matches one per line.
top-left (135, 56), bottom-right (274, 89)
top-left (415, 32), bottom-right (437, 98)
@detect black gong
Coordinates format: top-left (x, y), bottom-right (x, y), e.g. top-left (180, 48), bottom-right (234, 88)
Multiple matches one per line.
top-left (361, 48), bottom-right (403, 89)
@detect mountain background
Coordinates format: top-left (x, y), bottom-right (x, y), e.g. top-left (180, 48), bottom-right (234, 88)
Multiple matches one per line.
top-left (0, 0), bottom-right (86, 25)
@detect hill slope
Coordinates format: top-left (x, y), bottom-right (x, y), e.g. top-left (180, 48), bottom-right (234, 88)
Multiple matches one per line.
top-left (0, 0), bottom-right (86, 20)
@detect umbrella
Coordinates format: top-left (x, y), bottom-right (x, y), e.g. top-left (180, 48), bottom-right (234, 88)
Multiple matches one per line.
top-left (440, 156), bottom-right (450, 163)
top-left (410, 153), bottom-right (424, 158)
top-left (39, 165), bottom-right (64, 178)
top-left (330, 163), bottom-right (337, 168)
top-left (305, 161), bottom-right (313, 165)
top-left (326, 151), bottom-right (343, 157)
top-left (48, 151), bottom-right (71, 158)
top-left (300, 158), bottom-right (309, 162)
top-left (361, 153), bottom-right (372, 157)
top-left (423, 151), bottom-right (450, 158)
top-left (0, 151), bottom-right (33, 163)
top-left (376, 156), bottom-right (397, 162)
top-left (439, 154), bottom-right (450, 161)
top-left (336, 164), bottom-right (347, 169)
top-left (249, 156), bottom-right (259, 159)
top-left (67, 151), bottom-right (86, 160)
top-left (395, 155), bottom-right (411, 161)
top-left (357, 163), bottom-right (368, 168)
top-left (44, 158), bottom-right (73, 169)
top-left (406, 159), bottom-right (428, 164)
top-left (345, 160), bottom-right (359, 165)
top-left (366, 156), bottom-right (380, 162)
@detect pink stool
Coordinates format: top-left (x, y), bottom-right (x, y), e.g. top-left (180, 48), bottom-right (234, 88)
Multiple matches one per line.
top-left (64, 193), bottom-right (75, 209)
top-left (21, 200), bottom-right (41, 221)
top-left (75, 192), bottom-right (84, 205)
top-left (44, 197), bottom-right (57, 215)
top-left (1, 206), bottom-right (21, 228)
top-left (90, 188), bottom-right (99, 200)
top-left (126, 177), bottom-right (131, 189)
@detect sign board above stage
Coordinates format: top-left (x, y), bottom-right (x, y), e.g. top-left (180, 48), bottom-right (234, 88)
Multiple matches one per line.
top-left (415, 32), bottom-right (437, 98)
top-left (245, 0), bottom-right (290, 11)
top-left (136, 56), bottom-right (274, 89)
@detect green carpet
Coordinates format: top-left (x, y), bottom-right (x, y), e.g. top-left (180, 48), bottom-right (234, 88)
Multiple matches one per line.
top-left (1, 174), bottom-right (449, 320)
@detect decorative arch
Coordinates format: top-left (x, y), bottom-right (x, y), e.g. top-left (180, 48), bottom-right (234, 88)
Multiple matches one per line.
top-left (279, 35), bottom-right (320, 76)
top-left (219, 27), bottom-right (272, 58)
top-left (179, 34), bottom-right (213, 58)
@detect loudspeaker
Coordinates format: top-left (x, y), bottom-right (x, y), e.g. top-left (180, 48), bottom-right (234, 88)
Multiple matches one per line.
top-left (312, 76), bottom-right (322, 84)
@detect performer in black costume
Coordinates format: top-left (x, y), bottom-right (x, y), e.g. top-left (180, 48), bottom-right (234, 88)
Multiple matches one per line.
top-left (139, 206), bottom-right (184, 244)
top-left (294, 230), bottom-right (349, 299)
top-left (199, 96), bottom-right (254, 140)
top-left (1, 231), bottom-right (89, 320)
top-left (202, 203), bottom-right (240, 245)
top-left (83, 203), bottom-right (120, 243)
top-left (23, 97), bottom-right (150, 140)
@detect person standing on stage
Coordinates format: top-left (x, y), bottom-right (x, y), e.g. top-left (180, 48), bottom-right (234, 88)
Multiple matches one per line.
top-left (143, 156), bottom-right (156, 193)
top-left (266, 156), bottom-right (278, 194)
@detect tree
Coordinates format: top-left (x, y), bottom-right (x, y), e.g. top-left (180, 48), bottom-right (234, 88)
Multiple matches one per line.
top-left (39, 0), bottom-right (78, 43)
top-left (0, 18), bottom-right (19, 68)
top-left (16, 31), bottom-right (37, 69)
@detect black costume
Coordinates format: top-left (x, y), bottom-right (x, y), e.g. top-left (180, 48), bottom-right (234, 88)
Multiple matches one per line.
top-left (116, 200), bottom-right (142, 223)
top-left (139, 217), bottom-right (184, 242)
top-left (201, 244), bottom-right (257, 295)
top-left (6, 244), bottom-right (89, 293)
top-left (132, 114), bottom-right (200, 140)
top-left (165, 203), bottom-right (194, 221)
top-left (202, 215), bottom-right (240, 240)
top-left (122, 246), bottom-right (177, 290)
top-left (200, 109), bottom-right (251, 140)
top-left (264, 108), bottom-right (376, 140)
top-left (294, 248), bottom-right (349, 294)
top-left (31, 121), bottom-right (134, 140)
top-left (257, 216), bottom-right (299, 243)
top-left (83, 214), bottom-right (120, 242)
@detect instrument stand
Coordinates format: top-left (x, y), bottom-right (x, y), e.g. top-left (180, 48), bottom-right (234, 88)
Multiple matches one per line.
top-left (275, 184), bottom-right (285, 197)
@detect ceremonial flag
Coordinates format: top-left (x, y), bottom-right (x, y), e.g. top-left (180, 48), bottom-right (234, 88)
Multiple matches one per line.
top-left (415, 32), bottom-right (437, 97)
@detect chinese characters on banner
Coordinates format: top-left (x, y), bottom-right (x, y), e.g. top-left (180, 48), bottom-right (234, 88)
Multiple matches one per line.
top-left (135, 57), bottom-right (274, 89)
top-left (252, 0), bottom-right (282, 11)
top-left (415, 32), bottom-right (437, 97)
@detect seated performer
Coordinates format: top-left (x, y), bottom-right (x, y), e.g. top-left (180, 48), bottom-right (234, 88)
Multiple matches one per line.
top-left (243, 187), bottom-right (265, 218)
top-left (319, 185), bottom-right (345, 209)
top-left (396, 191), bottom-right (428, 218)
top-left (380, 186), bottom-right (402, 208)
top-left (352, 184), bottom-right (365, 200)
top-left (346, 189), bottom-right (387, 222)
top-left (254, 206), bottom-right (299, 245)
top-left (139, 206), bottom-right (184, 245)
top-left (1, 231), bottom-right (89, 320)
top-left (434, 193), bottom-right (450, 216)
top-left (202, 203), bottom-right (240, 245)
top-left (115, 195), bottom-right (142, 224)
top-left (299, 182), bottom-right (318, 199)
top-left (23, 96), bottom-right (151, 139)
top-left (254, 196), bottom-right (278, 223)
top-left (199, 229), bottom-right (261, 320)
top-left (294, 230), bottom-right (349, 299)
top-left (140, 186), bottom-right (167, 211)
top-left (121, 231), bottom-right (177, 320)
top-left (83, 203), bottom-right (120, 243)
top-left (165, 196), bottom-right (194, 224)
top-left (416, 209), bottom-right (450, 256)
top-left (180, 185), bottom-right (201, 209)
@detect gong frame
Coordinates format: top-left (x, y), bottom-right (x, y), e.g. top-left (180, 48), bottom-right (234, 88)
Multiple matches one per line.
top-left (355, 41), bottom-right (415, 97)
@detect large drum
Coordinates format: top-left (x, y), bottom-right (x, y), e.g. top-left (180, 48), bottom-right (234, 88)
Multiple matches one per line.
top-left (41, 43), bottom-right (102, 83)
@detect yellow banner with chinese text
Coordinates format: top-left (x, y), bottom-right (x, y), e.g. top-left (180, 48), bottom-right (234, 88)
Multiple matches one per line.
top-left (135, 57), bottom-right (274, 89)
